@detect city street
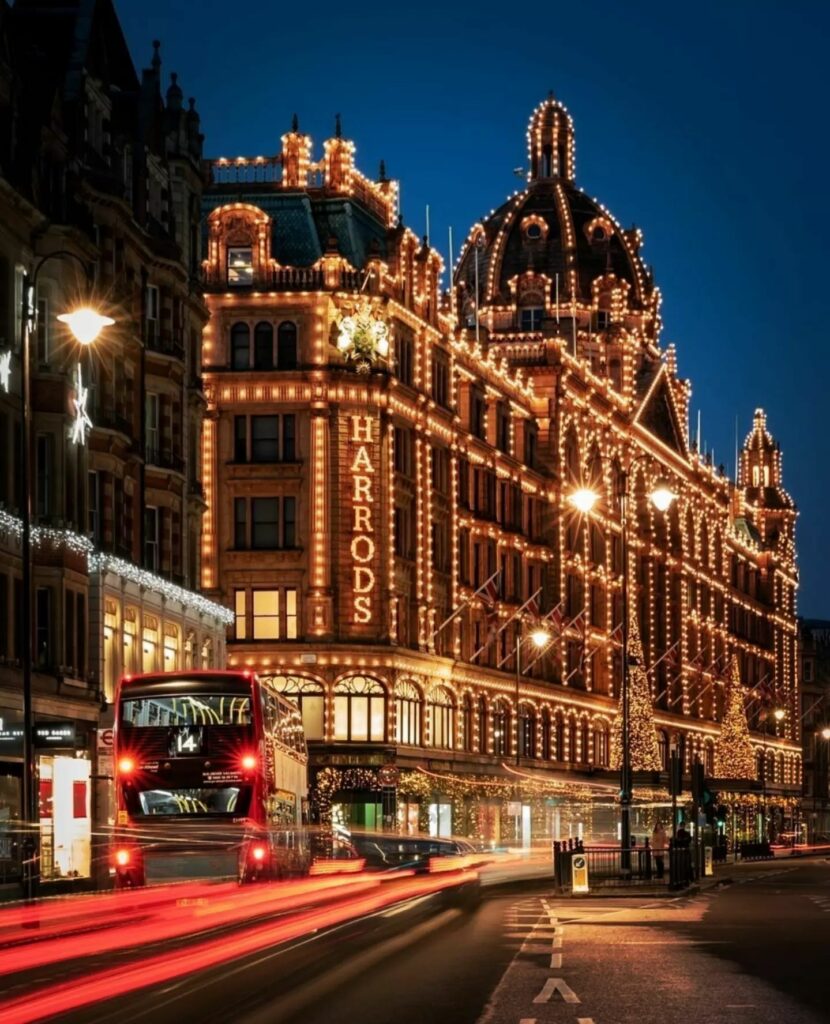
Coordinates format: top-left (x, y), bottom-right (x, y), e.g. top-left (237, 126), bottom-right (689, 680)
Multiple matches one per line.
top-left (1, 859), bottom-right (828, 1023)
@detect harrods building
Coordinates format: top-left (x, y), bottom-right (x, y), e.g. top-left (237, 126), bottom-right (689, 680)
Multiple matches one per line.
top-left (201, 98), bottom-right (800, 844)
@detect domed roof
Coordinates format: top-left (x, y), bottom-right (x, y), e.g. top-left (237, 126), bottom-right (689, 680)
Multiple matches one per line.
top-left (454, 96), bottom-right (654, 313)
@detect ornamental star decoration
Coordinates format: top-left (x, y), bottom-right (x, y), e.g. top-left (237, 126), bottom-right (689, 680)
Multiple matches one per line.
top-left (0, 350), bottom-right (11, 393)
top-left (70, 363), bottom-right (93, 445)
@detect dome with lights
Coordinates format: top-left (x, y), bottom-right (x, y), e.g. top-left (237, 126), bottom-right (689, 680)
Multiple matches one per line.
top-left (454, 94), bottom-right (657, 331)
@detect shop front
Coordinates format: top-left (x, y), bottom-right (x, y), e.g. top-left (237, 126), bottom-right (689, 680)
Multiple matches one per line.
top-left (0, 710), bottom-right (93, 885)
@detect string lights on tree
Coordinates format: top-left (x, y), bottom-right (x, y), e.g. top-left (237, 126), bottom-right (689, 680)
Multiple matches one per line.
top-left (610, 611), bottom-right (662, 773)
top-left (714, 656), bottom-right (756, 779)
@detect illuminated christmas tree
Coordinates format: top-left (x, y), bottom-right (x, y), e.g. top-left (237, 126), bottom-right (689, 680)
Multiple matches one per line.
top-left (714, 656), bottom-right (755, 779)
top-left (610, 609), bottom-right (662, 772)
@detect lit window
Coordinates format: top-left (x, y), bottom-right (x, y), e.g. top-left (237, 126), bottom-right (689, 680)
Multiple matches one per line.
top-left (285, 588), bottom-right (298, 639)
top-left (334, 676), bottom-right (386, 742)
top-left (227, 247), bottom-right (253, 287)
top-left (234, 590), bottom-right (247, 640)
top-left (253, 590), bottom-right (280, 639)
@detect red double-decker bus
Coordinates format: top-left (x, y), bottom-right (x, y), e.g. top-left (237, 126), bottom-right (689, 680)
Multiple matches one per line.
top-left (112, 670), bottom-right (309, 887)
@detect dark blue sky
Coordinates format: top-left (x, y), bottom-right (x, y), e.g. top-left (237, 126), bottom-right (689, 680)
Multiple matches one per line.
top-left (117, 0), bottom-right (829, 614)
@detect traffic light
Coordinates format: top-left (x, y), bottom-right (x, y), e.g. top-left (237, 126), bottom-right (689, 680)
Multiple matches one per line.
top-left (716, 804), bottom-right (728, 823)
top-left (668, 751), bottom-right (682, 796)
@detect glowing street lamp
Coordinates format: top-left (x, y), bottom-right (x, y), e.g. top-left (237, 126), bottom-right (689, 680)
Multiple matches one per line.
top-left (19, 252), bottom-right (115, 900)
top-left (567, 464), bottom-right (676, 868)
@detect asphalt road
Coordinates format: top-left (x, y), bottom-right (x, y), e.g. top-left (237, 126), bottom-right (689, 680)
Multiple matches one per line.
top-left (269, 859), bottom-right (830, 1024)
top-left (5, 859), bottom-right (830, 1023)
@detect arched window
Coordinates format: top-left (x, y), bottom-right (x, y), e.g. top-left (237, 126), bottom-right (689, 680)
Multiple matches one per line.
top-left (580, 719), bottom-right (589, 764)
top-left (704, 740), bottom-right (715, 776)
top-left (270, 675), bottom-right (325, 740)
top-left (334, 676), bottom-right (386, 742)
top-left (541, 707), bottom-right (552, 760)
top-left (518, 703), bottom-right (536, 759)
top-left (460, 693), bottom-right (473, 751)
top-left (567, 718), bottom-right (577, 762)
top-left (277, 321), bottom-right (298, 369)
top-left (593, 723), bottom-right (610, 767)
top-left (477, 697), bottom-right (487, 753)
top-left (492, 700), bottom-right (511, 757)
top-left (428, 686), bottom-right (455, 749)
top-left (254, 322), bottom-right (274, 370)
top-left (555, 716), bottom-right (565, 761)
top-left (231, 322), bottom-right (250, 370)
top-left (395, 680), bottom-right (422, 745)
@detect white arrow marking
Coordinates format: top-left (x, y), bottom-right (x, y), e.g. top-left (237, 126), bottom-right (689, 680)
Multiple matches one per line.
top-left (533, 978), bottom-right (580, 1004)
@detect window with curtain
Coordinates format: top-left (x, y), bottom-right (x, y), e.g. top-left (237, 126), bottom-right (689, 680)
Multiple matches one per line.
top-left (334, 676), bottom-right (386, 742)
top-left (428, 687), bottom-right (455, 749)
top-left (395, 681), bottom-right (422, 745)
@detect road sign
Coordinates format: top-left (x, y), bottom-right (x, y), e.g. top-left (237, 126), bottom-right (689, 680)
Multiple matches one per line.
top-left (507, 801), bottom-right (522, 816)
top-left (97, 728), bottom-right (114, 778)
top-left (704, 846), bottom-right (713, 876)
top-left (572, 853), bottom-right (589, 893)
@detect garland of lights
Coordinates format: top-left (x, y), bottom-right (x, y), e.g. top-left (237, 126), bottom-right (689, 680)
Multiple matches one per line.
top-left (714, 656), bottom-right (756, 779)
top-left (0, 510), bottom-right (231, 624)
top-left (336, 305), bottom-right (390, 373)
top-left (610, 610), bottom-right (662, 772)
top-left (90, 552), bottom-right (233, 624)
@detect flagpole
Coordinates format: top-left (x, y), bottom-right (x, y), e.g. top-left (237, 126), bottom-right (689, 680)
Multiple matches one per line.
top-left (430, 568), bottom-right (501, 642)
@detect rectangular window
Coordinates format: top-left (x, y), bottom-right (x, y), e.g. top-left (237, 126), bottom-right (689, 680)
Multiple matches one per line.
top-left (395, 333), bottom-right (413, 386)
top-left (36, 434), bottom-right (54, 519)
top-left (76, 592), bottom-right (86, 677)
top-left (283, 497), bottom-right (296, 548)
top-left (227, 247), bottom-right (254, 287)
top-left (234, 498), bottom-right (247, 548)
top-left (285, 588), bottom-right (298, 639)
top-left (282, 414), bottom-right (296, 461)
top-left (146, 285), bottom-right (159, 342)
top-left (234, 590), bottom-right (247, 640)
top-left (431, 351), bottom-right (450, 407)
top-left (234, 416), bottom-right (247, 462)
top-left (520, 307), bottom-right (543, 331)
top-left (470, 389), bottom-right (486, 440)
top-left (496, 404), bottom-right (510, 454)
top-left (251, 498), bottom-right (279, 549)
top-left (144, 507), bottom-right (159, 572)
top-left (36, 297), bottom-right (50, 366)
top-left (65, 590), bottom-right (75, 670)
top-left (145, 393), bottom-right (160, 463)
top-left (524, 422), bottom-right (537, 468)
top-left (36, 587), bottom-right (51, 669)
top-left (251, 415), bottom-right (279, 462)
top-left (253, 590), bottom-right (280, 639)
top-left (87, 471), bottom-right (101, 542)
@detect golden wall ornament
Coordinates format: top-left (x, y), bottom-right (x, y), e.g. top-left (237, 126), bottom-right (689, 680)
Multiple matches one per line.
top-left (336, 305), bottom-right (390, 373)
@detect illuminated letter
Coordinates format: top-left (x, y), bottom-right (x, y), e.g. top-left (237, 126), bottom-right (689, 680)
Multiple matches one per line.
top-left (354, 475), bottom-right (373, 503)
top-left (351, 536), bottom-right (375, 564)
top-left (351, 446), bottom-right (374, 474)
top-left (354, 566), bottom-right (375, 593)
top-left (351, 416), bottom-right (373, 443)
top-left (354, 595), bottom-right (372, 623)
top-left (353, 505), bottom-right (372, 533)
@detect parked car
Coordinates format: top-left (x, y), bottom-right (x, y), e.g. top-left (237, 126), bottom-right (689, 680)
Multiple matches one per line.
top-left (349, 832), bottom-right (473, 873)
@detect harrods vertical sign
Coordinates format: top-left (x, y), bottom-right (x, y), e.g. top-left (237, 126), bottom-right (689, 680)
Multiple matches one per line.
top-left (337, 409), bottom-right (382, 635)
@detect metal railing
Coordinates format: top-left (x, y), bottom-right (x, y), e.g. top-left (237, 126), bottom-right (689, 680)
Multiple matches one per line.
top-left (553, 838), bottom-right (694, 891)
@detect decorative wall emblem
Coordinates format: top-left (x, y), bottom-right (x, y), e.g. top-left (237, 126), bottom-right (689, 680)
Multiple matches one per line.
top-left (336, 305), bottom-right (390, 373)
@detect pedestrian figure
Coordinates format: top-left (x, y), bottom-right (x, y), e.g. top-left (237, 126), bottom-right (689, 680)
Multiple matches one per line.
top-left (676, 822), bottom-right (691, 848)
top-left (652, 822), bottom-right (668, 879)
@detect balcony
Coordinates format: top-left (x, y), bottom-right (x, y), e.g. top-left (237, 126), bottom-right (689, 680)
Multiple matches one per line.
top-left (145, 327), bottom-right (185, 361)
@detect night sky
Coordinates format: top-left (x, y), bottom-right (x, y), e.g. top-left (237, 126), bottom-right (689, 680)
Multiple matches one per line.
top-left (116, 0), bottom-right (829, 616)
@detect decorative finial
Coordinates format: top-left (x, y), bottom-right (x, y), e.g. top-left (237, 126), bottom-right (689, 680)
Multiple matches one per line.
top-left (291, 112), bottom-right (299, 132)
top-left (335, 113), bottom-right (342, 138)
top-left (152, 39), bottom-right (161, 71)
top-left (378, 159), bottom-right (387, 181)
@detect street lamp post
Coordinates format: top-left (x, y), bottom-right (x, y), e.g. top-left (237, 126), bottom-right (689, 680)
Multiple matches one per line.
top-left (568, 468), bottom-right (675, 870)
top-left (513, 621), bottom-right (550, 843)
top-left (19, 252), bottom-right (113, 900)
top-left (760, 706), bottom-right (786, 844)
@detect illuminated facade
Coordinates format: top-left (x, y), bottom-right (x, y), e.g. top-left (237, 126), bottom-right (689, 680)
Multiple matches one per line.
top-left (202, 99), bottom-right (800, 844)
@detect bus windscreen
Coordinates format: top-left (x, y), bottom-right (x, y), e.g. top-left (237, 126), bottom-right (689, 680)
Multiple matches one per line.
top-left (121, 694), bottom-right (252, 727)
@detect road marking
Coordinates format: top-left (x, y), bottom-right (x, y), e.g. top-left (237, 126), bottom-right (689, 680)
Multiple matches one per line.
top-left (551, 934), bottom-right (563, 948)
top-left (519, 1019), bottom-right (537, 1023)
top-left (533, 978), bottom-right (580, 1004)
top-left (577, 1019), bottom-right (596, 1024)
top-left (550, 952), bottom-right (562, 968)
